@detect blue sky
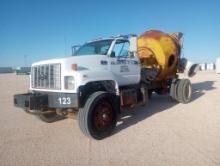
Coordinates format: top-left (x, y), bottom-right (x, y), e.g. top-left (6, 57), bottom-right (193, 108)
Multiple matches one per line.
top-left (0, 0), bottom-right (220, 67)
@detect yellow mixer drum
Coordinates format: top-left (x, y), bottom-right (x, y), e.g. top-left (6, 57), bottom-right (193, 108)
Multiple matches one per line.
top-left (137, 30), bottom-right (182, 81)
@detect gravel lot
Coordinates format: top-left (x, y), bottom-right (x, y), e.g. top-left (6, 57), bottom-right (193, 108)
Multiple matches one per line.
top-left (0, 72), bottom-right (220, 166)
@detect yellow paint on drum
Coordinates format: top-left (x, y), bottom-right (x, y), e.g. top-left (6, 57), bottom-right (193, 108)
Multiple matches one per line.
top-left (138, 30), bottom-right (180, 80)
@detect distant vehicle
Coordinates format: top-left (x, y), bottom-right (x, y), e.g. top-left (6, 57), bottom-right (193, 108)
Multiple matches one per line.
top-left (216, 58), bottom-right (220, 74)
top-left (199, 63), bottom-right (206, 71)
top-left (206, 63), bottom-right (215, 70)
top-left (14, 30), bottom-right (199, 140)
top-left (16, 67), bottom-right (31, 75)
top-left (0, 67), bottom-right (13, 74)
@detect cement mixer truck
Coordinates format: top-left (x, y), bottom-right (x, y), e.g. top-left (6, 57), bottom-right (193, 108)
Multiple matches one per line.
top-left (14, 30), bottom-right (199, 140)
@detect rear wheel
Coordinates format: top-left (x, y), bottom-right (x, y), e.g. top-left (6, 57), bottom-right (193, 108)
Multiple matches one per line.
top-left (78, 92), bottom-right (118, 140)
top-left (169, 78), bottom-right (179, 101)
top-left (170, 79), bottom-right (192, 104)
top-left (176, 79), bottom-right (192, 104)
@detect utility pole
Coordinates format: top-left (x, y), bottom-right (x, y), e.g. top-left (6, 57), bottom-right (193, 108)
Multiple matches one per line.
top-left (24, 55), bottom-right (28, 66)
top-left (64, 37), bottom-right (67, 57)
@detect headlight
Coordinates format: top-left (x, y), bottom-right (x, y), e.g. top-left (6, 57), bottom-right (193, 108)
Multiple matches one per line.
top-left (64, 76), bottom-right (75, 89)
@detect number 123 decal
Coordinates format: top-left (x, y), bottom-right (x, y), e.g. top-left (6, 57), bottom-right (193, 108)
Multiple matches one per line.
top-left (58, 97), bottom-right (71, 105)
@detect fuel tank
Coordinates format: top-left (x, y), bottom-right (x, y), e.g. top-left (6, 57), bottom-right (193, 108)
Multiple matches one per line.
top-left (137, 30), bottom-right (183, 80)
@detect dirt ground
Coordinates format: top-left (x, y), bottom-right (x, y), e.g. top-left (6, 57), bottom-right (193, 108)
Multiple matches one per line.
top-left (0, 71), bottom-right (220, 166)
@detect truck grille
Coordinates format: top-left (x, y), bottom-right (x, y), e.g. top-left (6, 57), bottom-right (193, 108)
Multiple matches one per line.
top-left (31, 64), bottom-right (61, 90)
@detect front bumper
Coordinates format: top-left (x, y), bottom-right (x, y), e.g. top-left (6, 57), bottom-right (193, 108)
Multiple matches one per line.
top-left (14, 92), bottom-right (78, 110)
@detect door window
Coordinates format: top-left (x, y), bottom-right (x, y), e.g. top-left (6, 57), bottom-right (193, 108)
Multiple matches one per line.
top-left (111, 40), bottom-right (129, 58)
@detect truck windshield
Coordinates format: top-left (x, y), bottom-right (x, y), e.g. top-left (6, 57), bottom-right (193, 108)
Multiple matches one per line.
top-left (74, 40), bottom-right (113, 56)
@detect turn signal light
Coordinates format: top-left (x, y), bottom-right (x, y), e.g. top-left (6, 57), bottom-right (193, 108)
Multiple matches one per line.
top-left (72, 64), bottom-right (77, 71)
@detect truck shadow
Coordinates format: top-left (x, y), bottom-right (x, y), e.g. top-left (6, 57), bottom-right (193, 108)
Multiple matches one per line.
top-left (191, 81), bottom-right (216, 102)
top-left (114, 81), bottom-right (215, 135)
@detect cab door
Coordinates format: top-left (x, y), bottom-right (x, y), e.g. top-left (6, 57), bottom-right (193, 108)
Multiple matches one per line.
top-left (109, 39), bottom-right (140, 86)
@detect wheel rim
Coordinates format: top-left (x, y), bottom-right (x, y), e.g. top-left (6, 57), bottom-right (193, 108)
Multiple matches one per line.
top-left (94, 101), bottom-right (113, 131)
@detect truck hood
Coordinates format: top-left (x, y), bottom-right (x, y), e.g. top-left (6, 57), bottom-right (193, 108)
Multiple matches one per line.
top-left (32, 55), bottom-right (108, 71)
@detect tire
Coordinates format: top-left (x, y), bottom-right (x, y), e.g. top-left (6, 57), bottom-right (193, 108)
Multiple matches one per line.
top-left (39, 109), bottom-right (65, 123)
top-left (170, 78), bottom-right (179, 101)
top-left (78, 91), bottom-right (118, 140)
top-left (176, 79), bottom-right (192, 104)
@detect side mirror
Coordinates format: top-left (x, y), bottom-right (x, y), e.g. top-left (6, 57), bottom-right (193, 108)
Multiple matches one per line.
top-left (129, 37), bottom-right (137, 52)
top-left (71, 45), bottom-right (81, 56)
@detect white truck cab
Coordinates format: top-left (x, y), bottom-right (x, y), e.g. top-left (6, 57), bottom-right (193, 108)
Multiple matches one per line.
top-left (30, 35), bottom-right (140, 94)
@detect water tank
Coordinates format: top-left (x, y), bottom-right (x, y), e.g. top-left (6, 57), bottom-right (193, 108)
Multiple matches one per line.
top-left (137, 30), bottom-right (182, 80)
top-left (200, 63), bottom-right (206, 71)
top-left (216, 58), bottom-right (220, 74)
top-left (207, 63), bottom-right (215, 70)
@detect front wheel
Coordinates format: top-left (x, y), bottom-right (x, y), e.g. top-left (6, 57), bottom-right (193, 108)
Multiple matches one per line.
top-left (78, 92), bottom-right (118, 140)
